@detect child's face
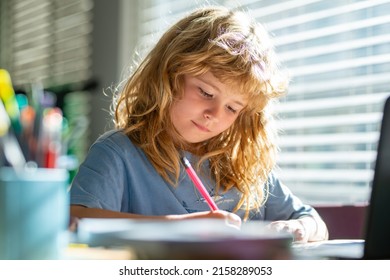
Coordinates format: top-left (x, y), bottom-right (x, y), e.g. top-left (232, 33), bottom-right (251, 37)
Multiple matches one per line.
top-left (170, 71), bottom-right (247, 144)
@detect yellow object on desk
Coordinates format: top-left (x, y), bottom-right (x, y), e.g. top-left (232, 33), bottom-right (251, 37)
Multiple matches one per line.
top-left (64, 243), bottom-right (135, 260)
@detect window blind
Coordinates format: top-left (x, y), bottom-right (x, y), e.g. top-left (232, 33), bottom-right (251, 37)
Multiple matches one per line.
top-left (255, 0), bottom-right (390, 203)
top-left (0, 0), bottom-right (94, 166)
top-left (0, 0), bottom-right (93, 87)
top-left (133, 0), bottom-right (390, 204)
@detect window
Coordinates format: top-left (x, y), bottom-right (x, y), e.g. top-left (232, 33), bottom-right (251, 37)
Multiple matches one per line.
top-left (0, 0), bottom-right (94, 165)
top-left (0, 0), bottom-right (93, 86)
top-left (130, 0), bottom-right (390, 204)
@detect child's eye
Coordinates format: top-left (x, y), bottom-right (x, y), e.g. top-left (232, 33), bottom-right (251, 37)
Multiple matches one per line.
top-left (226, 105), bottom-right (237, 114)
top-left (199, 88), bottom-right (213, 98)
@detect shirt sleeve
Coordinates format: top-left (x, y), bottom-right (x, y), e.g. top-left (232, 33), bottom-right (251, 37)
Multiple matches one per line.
top-left (69, 134), bottom-right (128, 211)
top-left (263, 173), bottom-right (319, 221)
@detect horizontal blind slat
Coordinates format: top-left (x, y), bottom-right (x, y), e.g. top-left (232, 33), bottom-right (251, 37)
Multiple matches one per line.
top-left (277, 92), bottom-right (389, 112)
top-left (274, 15), bottom-right (390, 46)
top-left (288, 73), bottom-right (389, 95)
top-left (291, 54), bottom-right (390, 77)
top-left (277, 169), bottom-right (373, 183)
top-left (277, 112), bottom-right (383, 130)
top-left (278, 132), bottom-right (380, 146)
top-left (278, 151), bottom-right (376, 164)
top-left (267, 0), bottom-right (389, 31)
top-left (279, 34), bottom-right (390, 62)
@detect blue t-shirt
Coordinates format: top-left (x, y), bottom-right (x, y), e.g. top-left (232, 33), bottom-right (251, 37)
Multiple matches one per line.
top-left (70, 130), bottom-right (317, 220)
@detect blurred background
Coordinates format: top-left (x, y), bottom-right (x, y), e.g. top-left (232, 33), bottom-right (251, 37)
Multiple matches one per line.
top-left (1, 0), bottom-right (389, 205)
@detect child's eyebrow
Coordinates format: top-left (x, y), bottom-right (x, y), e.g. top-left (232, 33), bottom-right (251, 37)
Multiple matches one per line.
top-left (233, 100), bottom-right (246, 107)
top-left (196, 76), bottom-right (221, 93)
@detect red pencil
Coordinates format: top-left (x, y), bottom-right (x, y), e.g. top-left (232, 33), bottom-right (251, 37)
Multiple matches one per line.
top-left (181, 156), bottom-right (219, 211)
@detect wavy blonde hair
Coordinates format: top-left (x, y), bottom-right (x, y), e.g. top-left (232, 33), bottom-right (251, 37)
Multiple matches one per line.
top-left (113, 6), bottom-right (288, 219)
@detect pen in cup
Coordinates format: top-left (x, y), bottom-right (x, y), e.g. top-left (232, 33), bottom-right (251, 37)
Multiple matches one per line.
top-left (181, 156), bottom-right (219, 211)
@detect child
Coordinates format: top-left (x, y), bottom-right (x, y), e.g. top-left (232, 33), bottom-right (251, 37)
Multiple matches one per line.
top-left (70, 6), bottom-right (328, 243)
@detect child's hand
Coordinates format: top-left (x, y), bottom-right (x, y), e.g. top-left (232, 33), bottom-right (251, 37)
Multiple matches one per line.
top-left (207, 210), bottom-right (242, 229)
top-left (267, 219), bottom-right (307, 242)
top-left (170, 210), bottom-right (242, 229)
top-left (268, 216), bottom-right (328, 243)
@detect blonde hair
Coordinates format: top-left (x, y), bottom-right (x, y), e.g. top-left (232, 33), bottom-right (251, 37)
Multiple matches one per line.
top-left (113, 6), bottom-right (288, 219)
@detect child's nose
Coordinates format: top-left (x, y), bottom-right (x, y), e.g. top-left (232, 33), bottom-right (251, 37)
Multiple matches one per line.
top-left (203, 105), bottom-right (222, 122)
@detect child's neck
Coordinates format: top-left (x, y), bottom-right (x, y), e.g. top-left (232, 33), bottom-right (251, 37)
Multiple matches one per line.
top-left (180, 142), bottom-right (207, 156)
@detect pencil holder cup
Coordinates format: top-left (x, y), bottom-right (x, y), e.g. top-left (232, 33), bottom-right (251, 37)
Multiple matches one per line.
top-left (0, 167), bottom-right (69, 259)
